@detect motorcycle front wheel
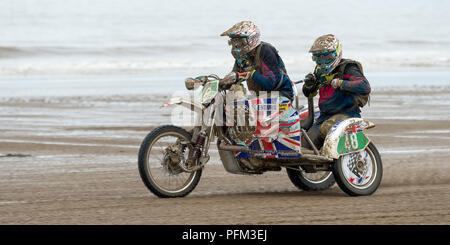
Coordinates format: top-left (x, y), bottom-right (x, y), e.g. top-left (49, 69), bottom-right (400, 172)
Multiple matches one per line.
top-left (138, 125), bottom-right (202, 198)
top-left (333, 142), bottom-right (382, 196)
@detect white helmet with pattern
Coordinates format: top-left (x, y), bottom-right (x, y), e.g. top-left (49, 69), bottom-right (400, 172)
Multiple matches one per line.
top-left (309, 34), bottom-right (343, 74)
top-left (221, 21), bottom-right (261, 54)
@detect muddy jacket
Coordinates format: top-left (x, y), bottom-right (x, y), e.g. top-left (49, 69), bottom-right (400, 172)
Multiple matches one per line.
top-left (302, 59), bottom-right (371, 124)
top-left (233, 42), bottom-right (294, 100)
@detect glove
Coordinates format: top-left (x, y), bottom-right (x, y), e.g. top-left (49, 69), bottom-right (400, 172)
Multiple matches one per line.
top-left (303, 73), bottom-right (317, 88)
top-left (330, 78), bottom-right (343, 89)
top-left (220, 72), bottom-right (239, 89)
top-left (222, 72), bottom-right (238, 82)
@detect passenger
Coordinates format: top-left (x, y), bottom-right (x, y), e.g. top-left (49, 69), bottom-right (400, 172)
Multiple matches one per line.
top-left (302, 34), bottom-right (371, 149)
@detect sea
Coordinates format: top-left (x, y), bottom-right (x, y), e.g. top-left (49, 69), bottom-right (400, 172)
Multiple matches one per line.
top-left (0, 0), bottom-right (450, 173)
top-left (0, 0), bottom-right (449, 98)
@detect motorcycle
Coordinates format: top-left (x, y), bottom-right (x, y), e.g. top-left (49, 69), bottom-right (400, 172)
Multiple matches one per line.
top-left (138, 73), bottom-right (382, 197)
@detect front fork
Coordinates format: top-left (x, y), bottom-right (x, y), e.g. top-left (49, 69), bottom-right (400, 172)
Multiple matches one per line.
top-left (186, 130), bottom-right (206, 166)
top-left (186, 109), bottom-right (216, 170)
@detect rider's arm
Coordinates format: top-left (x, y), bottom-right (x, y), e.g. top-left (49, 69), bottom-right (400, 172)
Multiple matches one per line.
top-left (340, 64), bottom-right (371, 95)
top-left (249, 45), bottom-right (283, 91)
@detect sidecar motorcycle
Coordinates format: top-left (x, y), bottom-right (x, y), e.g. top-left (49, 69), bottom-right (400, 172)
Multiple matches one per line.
top-left (138, 74), bottom-right (382, 197)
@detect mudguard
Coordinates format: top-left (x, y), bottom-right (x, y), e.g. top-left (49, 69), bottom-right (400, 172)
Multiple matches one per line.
top-left (161, 97), bottom-right (204, 111)
top-left (321, 118), bottom-right (375, 159)
top-left (162, 80), bottom-right (220, 111)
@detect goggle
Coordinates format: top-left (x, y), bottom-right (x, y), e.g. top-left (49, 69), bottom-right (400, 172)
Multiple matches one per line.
top-left (312, 50), bottom-right (338, 65)
top-left (228, 37), bottom-right (248, 50)
top-left (312, 44), bottom-right (341, 65)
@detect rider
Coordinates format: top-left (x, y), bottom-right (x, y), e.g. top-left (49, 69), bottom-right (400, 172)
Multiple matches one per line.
top-left (220, 21), bottom-right (300, 146)
top-left (302, 34), bottom-right (371, 150)
top-left (220, 21), bottom-right (294, 101)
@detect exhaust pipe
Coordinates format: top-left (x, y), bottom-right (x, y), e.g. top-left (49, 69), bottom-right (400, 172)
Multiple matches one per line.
top-left (218, 141), bottom-right (249, 152)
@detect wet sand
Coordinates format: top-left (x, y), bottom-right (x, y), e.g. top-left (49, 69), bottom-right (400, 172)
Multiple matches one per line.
top-left (0, 88), bottom-right (449, 224)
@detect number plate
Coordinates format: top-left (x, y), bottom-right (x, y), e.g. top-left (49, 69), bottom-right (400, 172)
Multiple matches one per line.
top-left (200, 80), bottom-right (219, 103)
top-left (336, 131), bottom-right (370, 155)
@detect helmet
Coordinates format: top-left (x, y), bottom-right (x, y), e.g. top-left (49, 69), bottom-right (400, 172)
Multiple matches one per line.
top-left (221, 21), bottom-right (261, 54)
top-left (309, 34), bottom-right (342, 74)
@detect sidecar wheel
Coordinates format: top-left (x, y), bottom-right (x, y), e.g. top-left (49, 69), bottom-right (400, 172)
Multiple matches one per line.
top-left (333, 142), bottom-right (383, 196)
top-left (286, 167), bottom-right (335, 191)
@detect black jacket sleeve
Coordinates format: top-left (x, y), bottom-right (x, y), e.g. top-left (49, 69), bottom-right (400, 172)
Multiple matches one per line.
top-left (340, 64), bottom-right (371, 95)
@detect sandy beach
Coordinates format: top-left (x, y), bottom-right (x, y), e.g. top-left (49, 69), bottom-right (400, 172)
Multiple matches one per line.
top-left (1, 0), bottom-right (450, 226)
top-left (0, 87), bottom-right (449, 225)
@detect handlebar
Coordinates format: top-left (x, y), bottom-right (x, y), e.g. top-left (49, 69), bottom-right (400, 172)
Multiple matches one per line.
top-left (292, 79), bottom-right (314, 130)
top-left (185, 74), bottom-right (222, 90)
top-left (185, 73), bottom-right (315, 130)
top-left (185, 72), bottom-right (247, 91)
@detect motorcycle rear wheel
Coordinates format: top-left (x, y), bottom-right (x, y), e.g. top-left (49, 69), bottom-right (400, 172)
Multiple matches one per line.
top-left (138, 125), bottom-right (202, 198)
top-left (286, 167), bottom-right (335, 191)
top-left (333, 142), bottom-right (382, 196)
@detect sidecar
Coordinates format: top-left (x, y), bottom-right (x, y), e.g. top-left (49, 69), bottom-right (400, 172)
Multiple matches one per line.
top-left (230, 96), bottom-right (303, 159)
top-left (226, 95), bottom-right (376, 161)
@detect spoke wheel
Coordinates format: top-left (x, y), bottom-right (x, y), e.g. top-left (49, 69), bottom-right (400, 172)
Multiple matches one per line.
top-left (333, 142), bottom-right (382, 196)
top-left (138, 125), bottom-right (202, 198)
top-left (287, 167), bottom-right (335, 191)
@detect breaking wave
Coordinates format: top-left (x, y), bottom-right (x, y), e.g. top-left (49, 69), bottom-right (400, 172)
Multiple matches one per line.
top-left (1, 57), bottom-right (449, 76)
top-left (0, 58), bottom-right (234, 75)
top-left (0, 43), bottom-right (210, 58)
top-left (0, 44), bottom-right (449, 76)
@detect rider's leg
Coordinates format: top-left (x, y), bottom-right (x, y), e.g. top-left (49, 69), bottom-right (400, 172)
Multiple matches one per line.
top-left (301, 123), bottom-right (323, 150)
top-left (302, 114), bottom-right (350, 150)
top-left (318, 114), bottom-right (350, 140)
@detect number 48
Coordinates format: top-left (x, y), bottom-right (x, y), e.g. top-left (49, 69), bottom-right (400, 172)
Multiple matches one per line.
top-left (345, 133), bottom-right (358, 150)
